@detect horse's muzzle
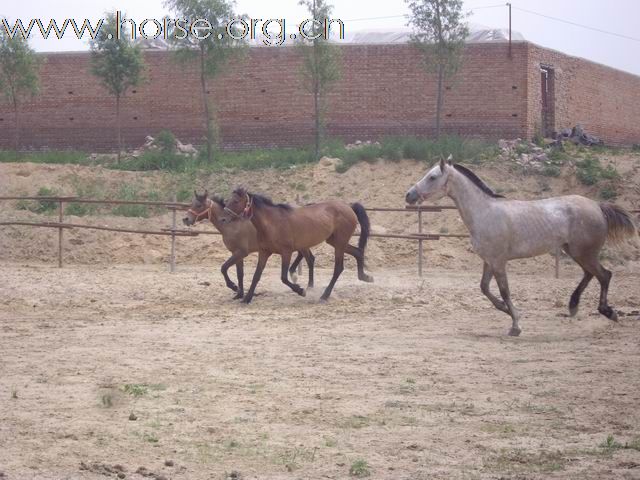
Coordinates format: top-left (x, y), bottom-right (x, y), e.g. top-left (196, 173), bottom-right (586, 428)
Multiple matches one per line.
top-left (405, 189), bottom-right (420, 205)
top-left (182, 217), bottom-right (192, 226)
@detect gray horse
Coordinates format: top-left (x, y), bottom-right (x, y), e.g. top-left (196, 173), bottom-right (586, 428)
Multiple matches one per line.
top-left (406, 157), bottom-right (637, 336)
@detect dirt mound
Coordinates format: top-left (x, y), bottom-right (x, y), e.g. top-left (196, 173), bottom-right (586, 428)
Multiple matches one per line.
top-left (1, 154), bottom-right (639, 271)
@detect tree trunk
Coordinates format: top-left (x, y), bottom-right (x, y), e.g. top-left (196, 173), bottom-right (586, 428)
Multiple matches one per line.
top-left (13, 97), bottom-right (19, 160)
top-left (200, 48), bottom-right (213, 163)
top-left (314, 79), bottom-right (320, 160)
top-left (435, 63), bottom-right (444, 139)
top-left (116, 93), bottom-right (122, 163)
top-left (311, 0), bottom-right (322, 161)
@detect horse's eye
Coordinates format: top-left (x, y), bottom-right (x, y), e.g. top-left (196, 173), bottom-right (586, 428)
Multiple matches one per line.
top-left (429, 175), bottom-right (437, 181)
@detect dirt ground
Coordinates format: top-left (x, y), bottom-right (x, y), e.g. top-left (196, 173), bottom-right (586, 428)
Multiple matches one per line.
top-left (1, 156), bottom-right (640, 478)
top-left (1, 261), bottom-right (639, 480)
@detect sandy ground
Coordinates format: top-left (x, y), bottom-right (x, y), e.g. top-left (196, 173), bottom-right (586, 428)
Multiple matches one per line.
top-left (1, 262), bottom-right (639, 480)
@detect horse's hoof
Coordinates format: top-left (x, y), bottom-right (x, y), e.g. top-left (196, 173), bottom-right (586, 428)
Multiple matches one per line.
top-left (228, 284), bottom-right (238, 292)
top-left (361, 274), bottom-right (374, 283)
top-left (233, 292), bottom-right (244, 300)
top-left (297, 288), bottom-right (306, 297)
top-left (599, 306), bottom-right (618, 322)
top-left (319, 296), bottom-right (329, 303)
top-left (241, 297), bottom-right (252, 304)
top-left (508, 327), bottom-right (522, 337)
top-left (569, 306), bottom-right (578, 317)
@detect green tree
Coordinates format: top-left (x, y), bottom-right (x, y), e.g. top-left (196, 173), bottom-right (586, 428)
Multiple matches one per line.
top-left (405, 0), bottom-right (469, 138)
top-left (164, 0), bottom-right (246, 163)
top-left (297, 0), bottom-right (342, 160)
top-left (0, 32), bottom-right (40, 157)
top-left (89, 12), bottom-right (145, 162)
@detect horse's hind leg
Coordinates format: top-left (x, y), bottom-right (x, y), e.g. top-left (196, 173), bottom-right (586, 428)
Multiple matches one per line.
top-left (345, 244), bottom-right (373, 283)
top-left (320, 246), bottom-right (345, 301)
top-left (480, 262), bottom-right (509, 314)
top-left (289, 251), bottom-right (304, 282)
top-left (573, 254), bottom-right (616, 321)
top-left (568, 269), bottom-right (593, 317)
top-left (302, 249), bottom-right (315, 288)
top-left (493, 266), bottom-right (521, 336)
top-left (280, 251), bottom-right (305, 297)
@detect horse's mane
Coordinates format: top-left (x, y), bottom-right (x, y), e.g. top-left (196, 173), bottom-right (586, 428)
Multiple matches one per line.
top-left (233, 188), bottom-right (292, 211)
top-left (453, 164), bottom-right (505, 199)
top-left (210, 195), bottom-right (225, 208)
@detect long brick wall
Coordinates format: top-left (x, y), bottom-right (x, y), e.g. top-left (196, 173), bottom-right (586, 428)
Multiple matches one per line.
top-left (0, 41), bottom-right (638, 152)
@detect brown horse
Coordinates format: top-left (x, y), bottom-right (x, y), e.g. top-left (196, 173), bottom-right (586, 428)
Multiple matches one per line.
top-left (223, 188), bottom-right (373, 303)
top-left (183, 191), bottom-right (315, 299)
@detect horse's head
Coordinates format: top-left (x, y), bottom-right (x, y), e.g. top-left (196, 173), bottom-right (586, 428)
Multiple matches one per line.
top-left (224, 187), bottom-right (253, 220)
top-left (406, 156), bottom-right (452, 204)
top-left (183, 190), bottom-right (211, 226)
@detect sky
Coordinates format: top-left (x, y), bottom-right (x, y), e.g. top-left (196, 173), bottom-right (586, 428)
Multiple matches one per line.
top-left (1, 0), bottom-right (639, 75)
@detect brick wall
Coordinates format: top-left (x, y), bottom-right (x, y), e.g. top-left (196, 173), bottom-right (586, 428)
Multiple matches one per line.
top-left (526, 43), bottom-right (640, 146)
top-left (0, 41), bottom-right (637, 152)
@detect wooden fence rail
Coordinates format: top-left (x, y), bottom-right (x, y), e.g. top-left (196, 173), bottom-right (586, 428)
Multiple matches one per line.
top-left (1, 196), bottom-right (637, 277)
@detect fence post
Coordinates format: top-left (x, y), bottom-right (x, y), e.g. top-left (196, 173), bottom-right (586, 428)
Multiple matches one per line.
top-left (170, 195), bottom-right (177, 273)
top-left (418, 209), bottom-right (423, 277)
top-left (58, 200), bottom-right (64, 268)
top-left (555, 247), bottom-right (560, 279)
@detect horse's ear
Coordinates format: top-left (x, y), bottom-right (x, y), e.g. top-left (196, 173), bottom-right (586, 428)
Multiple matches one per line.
top-left (440, 156), bottom-right (448, 172)
top-left (447, 154), bottom-right (453, 165)
top-left (204, 189), bottom-right (208, 199)
top-left (194, 190), bottom-right (198, 198)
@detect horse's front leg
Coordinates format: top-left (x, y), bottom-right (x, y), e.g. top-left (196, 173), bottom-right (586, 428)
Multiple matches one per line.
top-left (221, 252), bottom-right (243, 293)
top-left (493, 265), bottom-right (521, 337)
top-left (243, 250), bottom-right (271, 304)
top-left (480, 262), bottom-right (509, 314)
top-left (280, 251), bottom-right (305, 296)
top-left (233, 257), bottom-right (245, 300)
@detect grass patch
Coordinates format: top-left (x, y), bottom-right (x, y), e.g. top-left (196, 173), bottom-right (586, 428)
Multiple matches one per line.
top-left (122, 383), bottom-right (148, 397)
top-left (112, 146), bottom-right (316, 173)
top-left (349, 459), bottom-right (371, 477)
top-left (542, 164), bottom-right (561, 177)
top-left (575, 156), bottom-right (620, 186)
top-left (112, 150), bottom-right (198, 172)
top-left (339, 415), bottom-right (371, 429)
top-left (599, 185), bottom-right (618, 200)
top-left (488, 448), bottom-right (566, 473)
top-left (333, 136), bottom-right (497, 173)
top-left (30, 187), bottom-right (59, 214)
top-left (143, 433), bottom-right (159, 444)
top-left (111, 184), bottom-right (149, 218)
top-left (599, 434), bottom-right (640, 452)
top-left (0, 150), bottom-right (90, 165)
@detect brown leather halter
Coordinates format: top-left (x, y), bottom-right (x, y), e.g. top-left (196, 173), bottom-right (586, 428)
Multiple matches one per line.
top-left (224, 193), bottom-right (253, 220)
top-left (187, 199), bottom-right (212, 224)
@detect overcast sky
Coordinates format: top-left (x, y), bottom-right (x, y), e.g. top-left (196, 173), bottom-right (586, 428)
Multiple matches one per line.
top-left (1, 0), bottom-right (639, 75)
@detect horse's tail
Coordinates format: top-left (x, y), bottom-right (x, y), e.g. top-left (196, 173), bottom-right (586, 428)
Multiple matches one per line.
top-left (351, 202), bottom-right (370, 253)
top-left (599, 203), bottom-right (638, 245)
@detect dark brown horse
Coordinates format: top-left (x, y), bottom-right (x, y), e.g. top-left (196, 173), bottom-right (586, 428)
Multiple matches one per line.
top-left (183, 191), bottom-right (315, 299)
top-left (223, 188), bottom-right (373, 303)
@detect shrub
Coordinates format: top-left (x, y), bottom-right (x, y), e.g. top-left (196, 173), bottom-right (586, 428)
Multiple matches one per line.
top-left (153, 130), bottom-right (177, 152)
top-left (576, 157), bottom-right (620, 186)
top-left (600, 185), bottom-right (617, 200)
top-left (33, 187), bottom-right (59, 213)
top-left (542, 165), bottom-right (561, 177)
